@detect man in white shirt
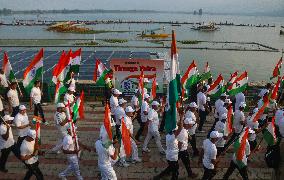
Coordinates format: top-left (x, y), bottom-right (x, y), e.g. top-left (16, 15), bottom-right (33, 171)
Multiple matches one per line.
top-left (214, 113), bottom-right (228, 155)
top-left (20, 129), bottom-right (43, 180)
top-left (64, 86), bottom-right (76, 109)
top-left (0, 115), bottom-right (17, 172)
top-left (135, 94), bottom-right (150, 141)
top-left (214, 93), bottom-right (227, 123)
top-left (142, 101), bottom-right (165, 155)
top-left (66, 71), bottom-right (76, 90)
top-left (200, 131), bottom-right (220, 180)
top-left (114, 98), bottom-right (126, 140)
top-left (0, 70), bottom-right (8, 88)
top-left (235, 92), bottom-right (246, 112)
top-left (247, 108), bottom-right (262, 151)
top-left (197, 86), bottom-right (207, 132)
top-left (7, 82), bottom-right (20, 117)
top-left (109, 89), bottom-right (121, 120)
top-left (51, 103), bottom-right (69, 153)
top-left (131, 89), bottom-right (141, 124)
top-left (30, 80), bottom-right (46, 124)
top-left (185, 102), bottom-right (199, 156)
top-left (223, 133), bottom-right (250, 180)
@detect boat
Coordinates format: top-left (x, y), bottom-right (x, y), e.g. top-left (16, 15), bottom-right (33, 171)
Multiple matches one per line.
top-left (191, 22), bottom-right (220, 31)
top-left (281, 30), bottom-right (284, 35)
top-left (138, 28), bottom-right (170, 39)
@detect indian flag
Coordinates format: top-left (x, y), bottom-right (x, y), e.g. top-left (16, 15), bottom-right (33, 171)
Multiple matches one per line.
top-left (165, 30), bottom-right (179, 133)
top-left (23, 48), bottom-right (44, 94)
top-left (228, 71), bottom-right (238, 86)
top-left (207, 74), bottom-right (225, 98)
top-left (138, 72), bottom-right (145, 106)
top-left (64, 48), bottom-right (81, 82)
top-left (270, 76), bottom-right (281, 102)
top-left (198, 62), bottom-right (212, 82)
top-left (271, 57), bottom-right (282, 79)
top-left (181, 60), bottom-right (198, 98)
top-left (263, 117), bottom-right (277, 146)
top-left (121, 117), bottom-right (132, 157)
top-left (52, 50), bottom-right (66, 84)
top-left (3, 52), bottom-right (16, 82)
top-left (93, 59), bottom-right (111, 86)
top-left (224, 104), bottom-right (233, 136)
top-left (227, 71), bottom-right (248, 96)
top-left (73, 91), bottom-right (85, 122)
top-left (35, 120), bottom-right (41, 145)
top-left (150, 76), bottom-right (157, 100)
top-left (104, 103), bottom-right (113, 142)
top-left (252, 95), bottom-right (269, 122)
top-left (54, 81), bottom-right (67, 103)
top-left (234, 127), bottom-right (249, 168)
top-left (58, 50), bottom-right (72, 83)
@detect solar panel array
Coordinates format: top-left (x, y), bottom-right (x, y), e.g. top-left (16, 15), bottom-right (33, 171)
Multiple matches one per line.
top-left (0, 50), bottom-right (155, 82)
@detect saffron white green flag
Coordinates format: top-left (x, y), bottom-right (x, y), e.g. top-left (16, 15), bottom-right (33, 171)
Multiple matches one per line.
top-left (181, 60), bottom-right (198, 98)
top-left (263, 117), bottom-right (277, 146)
top-left (233, 127), bottom-right (249, 169)
top-left (54, 81), bottom-right (67, 103)
top-left (64, 48), bottom-right (81, 82)
top-left (207, 74), bottom-right (225, 98)
top-left (227, 71), bottom-right (248, 96)
top-left (73, 91), bottom-right (85, 122)
top-left (93, 59), bottom-right (111, 86)
top-left (198, 62), bottom-right (212, 82)
top-left (3, 52), bottom-right (16, 82)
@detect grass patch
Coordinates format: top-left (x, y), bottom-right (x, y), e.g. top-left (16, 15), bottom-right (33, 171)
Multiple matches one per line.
top-left (75, 41), bottom-right (99, 46)
top-left (102, 39), bottom-right (128, 43)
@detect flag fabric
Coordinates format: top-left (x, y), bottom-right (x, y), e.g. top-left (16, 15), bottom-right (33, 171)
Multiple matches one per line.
top-left (270, 76), bottom-right (281, 102)
top-left (263, 117), bottom-right (277, 146)
top-left (228, 71), bottom-right (238, 86)
top-left (93, 59), bottom-right (111, 86)
top-left (35, 120), bottom-right (41, 145)
top-left (121, 117), bottom-right (131, 157)
top-left (252, 95), bottom-right (269, 122)
top-left (227, 71), bottom-right (248, 96)
top-left (181, 60), bottom-right (198, 98)
top-left (150, 76), bottom-right (157, 100)
top-left (234, 127), bottom-right (249, 168)
top-left (224, 104), bottom-right (233, 136)
top-left (138, 72), bottom-right (145, 106)
top-left (104, 103), bottom-right (113, 141)
top-left (271, 57), bottom-right (282, 79)
top-left (57, 50), bottom-right (72, 83)
top-left (171, 30), bottom-right (181, 95)
top-left (165, 30), bottom-right (179, 133)
top-left (3, 52), bottom-right (16, 82)
top-left (73, 91), bottom-right (85, 122)
top-left (23, 48), bottom-right (44, 94)
top-left (64, 48), bottom-right (81, 82)
top-left (198, 62), bottom-right (212, 82)
top-left (207, 74), bottom-right (225, 98)
top-left (52, 50), bottom-right (66, 84)
top-left (66, 101), bottom-right (79, 151)
top-left (54, 81), bottom-right (67, 103)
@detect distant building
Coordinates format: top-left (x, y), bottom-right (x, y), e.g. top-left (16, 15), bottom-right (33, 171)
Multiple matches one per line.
top-left (193, 10), bottom-right (197, 15)
top-left (198, 9), bottom-right (203, 15)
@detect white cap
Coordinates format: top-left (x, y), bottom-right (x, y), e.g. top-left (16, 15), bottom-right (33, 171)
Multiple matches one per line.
top-left (221, 93), bottom-right (229, 97)
top-left (189, 102), bottom-right (198, 108)
top-left (151, 101), bottom-right (160, 106)
top-left (118, 98), bottom-right (127, 105)
top-left (207, 97), bottom-right (211, 101)
top-left (249, 128), bottom-right (255, 134)
top-left (184, 118), bottom-right (195, 125)
top-left (239, 102), bottom-right (246, 108)
top-left (134, 89), bottom-right (139, 93)
top-left (68, 86), bottom-right (76, 92)
top-left (253, 108), bottom-right (259, 114)
top-left (113, 89), bottom-right (122, 95)
top-left (3, 115), bottom-right (14, 121)
top-left (125, 106), bottom-right (135, 113)
top-left (210, 131), bottom-right (222, 138)
top-left (27, 129), bottom-right (36, 139)
top-left (19, 105), bottom-right (26, 110)
top-left (225, 99), bottom-right (232, 104)
top-left (144, 94), bottom-right (150, 99)
top-left (57, 103), bottom-right (65, 108)
top-left (220, 113), bottom-right (227, 120)
top-left (144, 78), bottom-right (150, 83)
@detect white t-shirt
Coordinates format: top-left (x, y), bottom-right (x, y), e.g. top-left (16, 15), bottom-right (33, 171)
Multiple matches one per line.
top-left (0, 98), bottom-right (3, 111)
top-left (114, 106), bottom-right (125, 125)
top-left (247, 118), bottom-right (259, 141)
top-left (232, 140), bottom-right (250, 166)
top-left (110, 95), bottom-right (119, 115)
top-left (67, 78), bottom-right (76, 89)
top-left (177, 128), bottom-right (188, 151)
top-left (95, 139), bottom-right (115, 167)
top-left (185, 110), bottom-right (197, 135)
top-left (235, 92), bottom-right (245, 111)
top-left (214, 99), bottom-right (224, 118)
top-left (141, 101), bottom-right (149, 123)
top-left (54, 111), bottom-right (68, 137)
top-left (20, 139), bottom-right (38, 164)
top-left (7, 89), bottom-right (19, 107)
top-left (0, 74), bottom-right (8, 88)
top-left (30, 87), bottom-right (41, 104)
top-left (233, 110), bottom-right (245, 134)
top-left (166, 134), bottom-right (179, 161)
top-left (275, 110), bottom-right (284, 126)
top-left (218, 106), bottom-right (228, 120)
top-left (0, 124), bottom-right (15, 149)
top-left (147, 108), bottom-right (160, 132)
top-left (64, 93), bottom-right (75, 106)
top-left (278, 118), bottom-right (284, 137)
top-left (14, 113), bottom-right (30, 137)
top-left (131, 95), bottom-right (139, 109)
top-left (202, 139), bottom-right (217, 169)
top-left (62, 134), bottom-right (79, 157)
top-left (214, 121), bottom-right (226, 147)
top-left (124, 115), bottom-right (133, 135)
top-left (197, 92), bottom-right (206, 111)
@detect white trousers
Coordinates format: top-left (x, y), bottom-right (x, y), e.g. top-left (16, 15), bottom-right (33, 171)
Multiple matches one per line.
top-left (131, 138), bottom-right (139, 160)
top-left (143, 130), bottom-right (164, 152)
top-left (99, 165), bottom-right (117, 180)
top-left (52, 137), bottom-right (63, 152)
top-left (59, 155), bottom-right (83, 180)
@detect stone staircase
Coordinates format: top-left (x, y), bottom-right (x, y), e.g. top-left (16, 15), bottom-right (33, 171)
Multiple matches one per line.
top-left (0, 102), bottom-right (275, 180)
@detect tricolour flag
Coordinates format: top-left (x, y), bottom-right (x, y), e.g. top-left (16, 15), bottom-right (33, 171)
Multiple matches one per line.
top-left (165, 30), bottom-right (179, 133)
top-left (198, 62), bottom-right (212, 82)
top-left (228, 71), bottom-right (238, 86)
top-left (54, 81), bottom-right (67, 103)
top-left (207, 74), bottom-right (225, 98)
top-left (151, 76), bottom-right (157, 100)
top-left (73, 91), bottom-right (85, 122)
top-left (263, 117), bottom-right (277, 146)
top-left (52, 50), bottom-right (66, 84)
top-left (3, 52), bottom-right (16, 82)
top-left (181, 60), bottom-right (198, 98)
top-left (104, 103), bottom-right (113, 141)
top-left (271, 57), bottom-right (282, 79)
top-left (224, 104), bottom-right (233, 136)
top-left (252, 95), bottom-right (269, 122)
top-left (270, 76), bottom-right (281, 102)
top-left (138, 72), bottom-right (145, 106)
top-left (66, 101), bottom-right (79, 151)
top-left (234, 127), bottom-right (249, 168)
top-left (35, 120), bottom-right (41, 145)
top-left (23, 48), bottom-right (44, 94)
top-left (121, 117), bottom-right (131, 157)
top-left (227, 71), bottom-right (248, 96)
top-left (64, 48), bottom-right (81, 82)
top-left (93, 59), bottom-right (111, 86)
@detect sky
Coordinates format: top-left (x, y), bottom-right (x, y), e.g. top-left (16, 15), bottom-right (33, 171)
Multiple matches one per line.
top-left (0, 0), bottom-right (283, 13)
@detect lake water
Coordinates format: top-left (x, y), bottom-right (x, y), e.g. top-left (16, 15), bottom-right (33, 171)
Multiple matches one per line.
top-left (0, 12), bottom-right (284, 82)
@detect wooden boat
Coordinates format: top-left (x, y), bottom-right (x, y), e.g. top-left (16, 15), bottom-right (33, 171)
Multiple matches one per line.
top-left (191, 22), bottom-right (220, 31)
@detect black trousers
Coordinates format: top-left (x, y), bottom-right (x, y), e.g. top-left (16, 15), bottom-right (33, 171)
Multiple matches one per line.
top-left (135, 122), bottom-right (145, 140)
top-left (159, 111), bottom-right (166, 132)
top-left (202, 166), bottom-right (216, 180)
top-left (223, 160), bottom-right (249, 180)
top-left (217, 147), bottom-right (225, 156)
top-left (178, 150), bottom-right (193, 176)
top-left (158, 160), bottom-right (179, 180)
top-left (115, 124), bottom-right (121, 140)
top-left (34, 103), bottom-right (45, 122)
top-left (224, 132), bottom-right (239, 150)
top-left (0, 110), bottom-right (4, 117)
top-left (16, 136), bottom-right (26, 158)
top-left (189, 134), bottom-right (199, 155)
top-left (11, 106), bottom-right (19, 117)
top-left (249, 140), bottom-right (257, 151)
top-left (24, 161), bottom-right (44, 180)
top-left (198, 110), bottom-right (206, 131)
top-left (0, 144), bottom-right (18, 169)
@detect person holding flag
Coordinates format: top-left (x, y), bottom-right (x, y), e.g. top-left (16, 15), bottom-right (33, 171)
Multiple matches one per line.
top-left (64, 86), bottom-right (76, 111)
top-left (114, 98), bottom-right (127, 141)
top-left (0, 69), bottom-right (9, 89)
top-left (197, 86), bottom-right (208, 132)
top-left (214, 113), bottom-right (228, 155)
top-left (30, 80), bottom-right (46, 124)
top-left (235, 91), bottom-right (246, 112)
top-left (131, 89), bottom-right (141, 124)
top-left (7, 82), bottom-right (20, 117)
top-left (136, 94), bottom-right (150, 142)
top-left (246, 108), bottom-right (262, 151)
top-left (66, 71), bottom-right (76, 90)
top-left (109, 89), bottom-right (121, 121)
